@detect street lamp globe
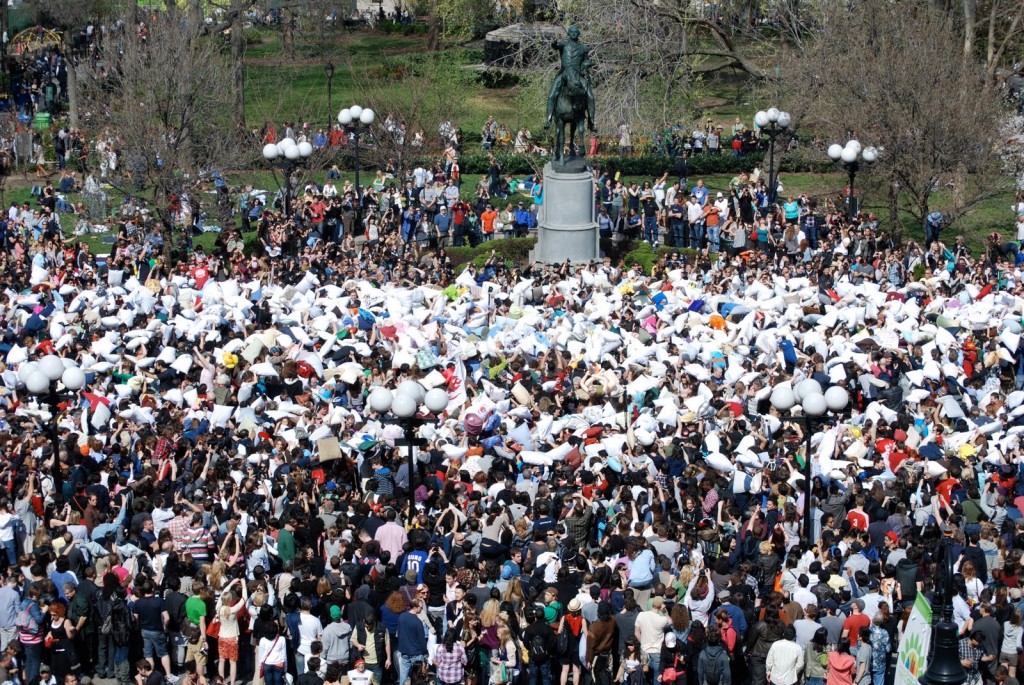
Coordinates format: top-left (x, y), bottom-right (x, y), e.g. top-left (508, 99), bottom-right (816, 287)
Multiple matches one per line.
top-left (39, 355), bottom-right (65, 381)
top-left (862, 147), bottom-right (879, 163)
top-left (846, 139), bottom-right (862, 155)
top-left (284, 145), bottom-right (300, 160)
top-left (338, 110), bottom-right (353, 125)
top-left (349, 105), bottom-right (363, 120)
top-left (766, 107), bottom-right (780, 123)
top-left (827, 144), bottom-right (844, 161)
top-left (359, 109), bottom-right (376, 126)
top-left (771, 385), bottom-right (796, 411)
top-left (825, 386), bottom-right (851, 412)
top-left (795, 378), bottom-right (822, 402)
top-left (297, 141), bottom-right (314, 158)
top-left (368, 386), bottom-right (394, 414)
top-left (262, 143), bottom-right (280, 160)
top-left (391, 392), bottom-right (418, 419)
top-left (424, 388), bottom-right (449, 414)
top-left (802, 392), bottom-right (828, 417)
top-left (24, 371), bottom-right (50, 395)
top-left (61, 366), bottom-right (86, 391)
top-left (397, 380), bottom-right (426, 406)
top-left (754, 111), bottom-right (769, 128)
top-left (840, 146), bottom-right (858, 163)
top-left (17, 362), bottom-right (39, 384)
top-left (777, 111), bottom-right (792, 129)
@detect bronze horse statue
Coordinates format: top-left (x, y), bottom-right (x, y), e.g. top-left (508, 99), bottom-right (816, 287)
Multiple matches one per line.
top-left (547, 78), bottom-right (589, 165)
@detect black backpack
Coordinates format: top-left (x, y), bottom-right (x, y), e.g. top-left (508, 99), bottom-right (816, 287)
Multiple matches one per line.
top-left (530, 634), bottom-right (549, 664)
top-left (703, 649), bottom-right (726, 685)
top-left (110, 596), bottom-right (134, 647)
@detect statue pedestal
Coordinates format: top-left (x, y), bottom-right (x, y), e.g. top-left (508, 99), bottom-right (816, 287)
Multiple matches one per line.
top-left (530, 161), bottom-right (599, 264)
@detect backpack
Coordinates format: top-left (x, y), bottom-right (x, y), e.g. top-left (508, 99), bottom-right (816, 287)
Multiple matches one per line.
top-left (14, 603), bottom-right (40, 636)
top-left (530, 634), bottom-right (549, 664)
top-left (703, 649), bottom-right (726, 685)
top-left (95, 594), bottom-right (114, 635)
top-left (110, 596), bottom-right (134, 647)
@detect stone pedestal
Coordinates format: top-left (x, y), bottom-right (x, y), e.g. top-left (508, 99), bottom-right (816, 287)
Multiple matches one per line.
top-left (530, 161), bottom-right (599, 264)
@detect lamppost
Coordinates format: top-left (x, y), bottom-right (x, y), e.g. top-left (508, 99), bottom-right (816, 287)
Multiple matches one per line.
top-left (827, 139), bottom-right (878, 221)
top-left (753, 107), bottom-right (792, 207)
top-left (324, 63), bottom-right (335, 130)
top-left (919, 535), bottom-right (968, 685)
top-left (22, 355), bottom-right (86, 502)
top-left (337, 104), bottom-right (375, 228)
top-left (366, 382), bottom-right (449, 522)
top-left (261, 137), bottom-right (313, 218)
top-left (770, 380), bottom-right (850, 541)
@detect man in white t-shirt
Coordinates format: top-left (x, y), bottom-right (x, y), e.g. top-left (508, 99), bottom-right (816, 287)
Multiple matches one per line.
top-left (348, 659), bottom-right (375, 685)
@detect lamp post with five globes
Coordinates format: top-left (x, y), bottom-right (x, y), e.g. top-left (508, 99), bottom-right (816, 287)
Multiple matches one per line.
top-left (337, 105), bottom-right (376, 229)
top-left (367, 382), bottom-right (449, 522)
top-left (827, 139), bottom-right (879, 221)
top-left (770, 380), bottom-right (850, 542)
top-left (22, 355), bottom-right (86, 502)
top-left (261, 137), bottom-right (314, 218)
top-left (753, 107), bottom-right (792, 207)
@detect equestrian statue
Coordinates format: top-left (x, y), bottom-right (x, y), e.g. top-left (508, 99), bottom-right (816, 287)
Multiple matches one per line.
top-left (544, 25), bottom-right (596, 167)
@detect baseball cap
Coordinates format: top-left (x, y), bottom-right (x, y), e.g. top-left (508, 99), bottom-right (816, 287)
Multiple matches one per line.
top-left (650, 596), bottom-right (665, 609)
top-left (406, 569), bottom-right (418, 583)
top-left (824, 600), bottom-right (839, 613)
top-left (330, 605), bottom-right (342, 621)
top-left (886, 531), bottom-right (899, 544)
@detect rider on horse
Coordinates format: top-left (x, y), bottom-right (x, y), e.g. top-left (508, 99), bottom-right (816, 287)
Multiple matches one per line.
top-left (545, 25), bottom-right (596, 133)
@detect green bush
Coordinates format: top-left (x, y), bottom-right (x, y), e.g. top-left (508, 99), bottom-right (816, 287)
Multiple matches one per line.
top-left (449, 151), bottom-right (773, 177)
top-left (447, 237), bottom-right (537, 269)
top-left (244, 234), bottom-right (262, 257)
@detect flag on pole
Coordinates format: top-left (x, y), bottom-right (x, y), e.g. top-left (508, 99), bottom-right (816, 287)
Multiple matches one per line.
top-left (894, 594), bottom-right (933, 685)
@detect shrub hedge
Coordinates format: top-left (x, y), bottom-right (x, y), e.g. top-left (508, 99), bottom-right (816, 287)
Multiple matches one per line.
top-left (451, 151), bottom-right (773, 177)
top-left (447, 236), bottom-right (537, 269)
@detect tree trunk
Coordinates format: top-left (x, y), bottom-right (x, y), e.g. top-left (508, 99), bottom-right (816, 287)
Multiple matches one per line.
top-left (887, 180), bottom-right (903, 236)
top-left (282, 4), bottom-right (295, 59)
top-left (66, 56), bottom-right (80, 129)
top-left (963, 0), bottom-right (975, 59)
top-left (231, 1), bottom-right (246, 131)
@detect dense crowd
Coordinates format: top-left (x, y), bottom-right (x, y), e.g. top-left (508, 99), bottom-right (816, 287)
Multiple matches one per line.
top-left (0, 97), bottom-right (1023, 685)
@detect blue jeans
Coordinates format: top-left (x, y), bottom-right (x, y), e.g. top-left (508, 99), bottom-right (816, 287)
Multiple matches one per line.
top-left (806, 678), bottom-right (825, 685)
top-left (670, 221), bottom-right (686, 247)
top-left (527, 661), bottom-right (552, 685)
top-left (689, 221), bottom-right (705, 249)
top-left (367, 664), bottom-right (383, 685)
top-left (23, 641), bottom-right (41, 684)
top-left (646, 652), bottom-right (661, 685)
top-left (265, 664), bottom-right (286, 685)
top-left (399, 653), bottom-right (425, 685)
top-left (805, 224), bottom-right (818, 249)
top-left (0, 540), bottom-right (15, 567)
top-left (872, 669), bottom-right (885, 685)
top-left (643, 215), bottom-right (658, 245)
top-left (707, 224), bottom-right (721, 253)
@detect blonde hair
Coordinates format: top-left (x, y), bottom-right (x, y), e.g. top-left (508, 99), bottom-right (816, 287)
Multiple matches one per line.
top-left (479, 598), bottom-right (501, 628)
top-left (208, 560), bottom-right (227, 591)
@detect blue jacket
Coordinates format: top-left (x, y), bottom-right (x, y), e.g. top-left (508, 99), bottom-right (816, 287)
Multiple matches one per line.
top-left (397, 611), bottom-right (428, 657)
top-left (514, 208), bottom-right (532, 226)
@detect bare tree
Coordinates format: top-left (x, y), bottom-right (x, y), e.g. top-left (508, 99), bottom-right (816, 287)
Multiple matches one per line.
top-left (774, 0), bottom-right (1011, 236)
top-left (962, 0), bottom-right (1024, 87)
top-left (77, 7), bottom-right (251, 254)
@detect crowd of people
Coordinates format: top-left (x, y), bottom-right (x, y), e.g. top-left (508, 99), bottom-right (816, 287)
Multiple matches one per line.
top-left (0, 96), bottom-right (1023, 685)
